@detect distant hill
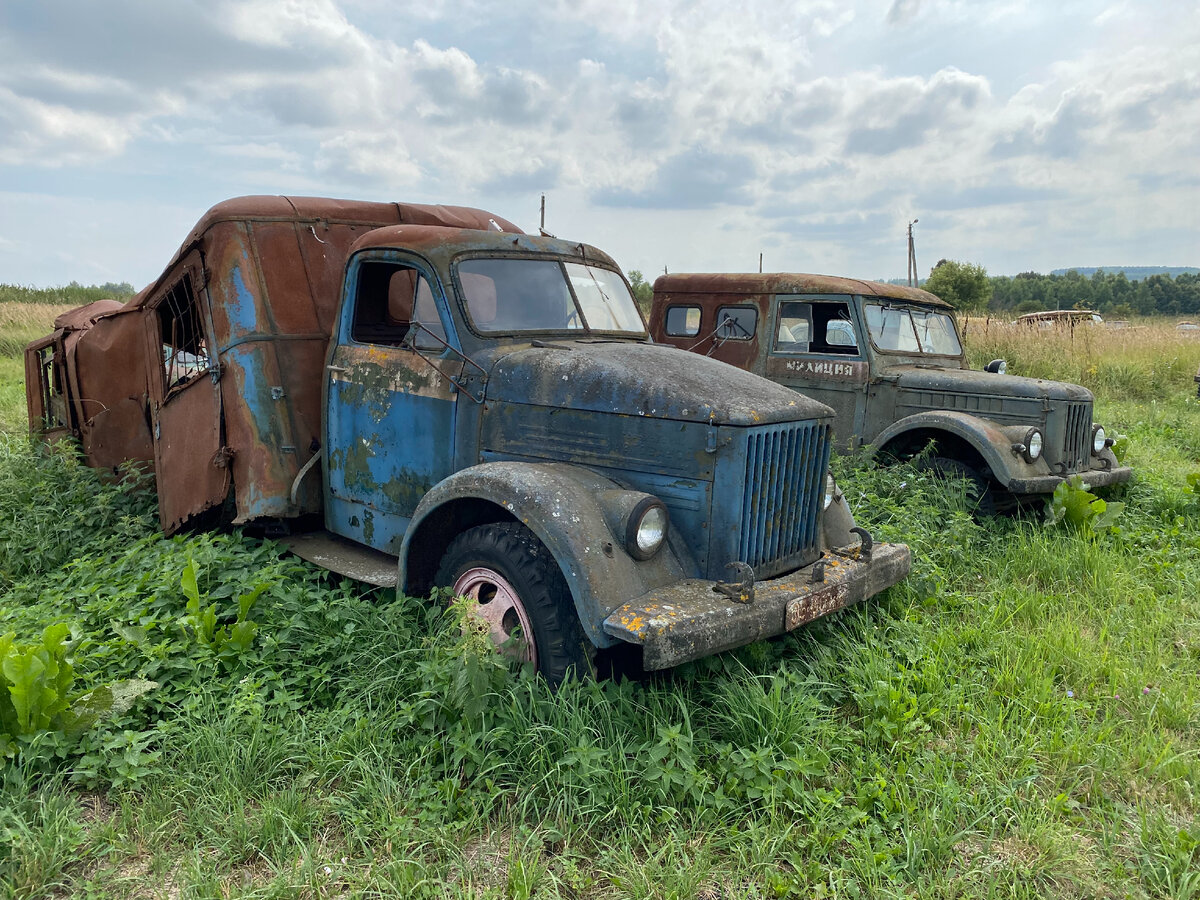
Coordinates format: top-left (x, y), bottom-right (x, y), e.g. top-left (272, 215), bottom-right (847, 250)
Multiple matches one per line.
top-left (1049, 266), bottom-right (1199, 278)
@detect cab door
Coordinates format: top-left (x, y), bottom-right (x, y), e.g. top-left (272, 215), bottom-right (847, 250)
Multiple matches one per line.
top-left (763, 294), bottom-right (869, 450)
top-left (323, 256), bottom-right (462, 555)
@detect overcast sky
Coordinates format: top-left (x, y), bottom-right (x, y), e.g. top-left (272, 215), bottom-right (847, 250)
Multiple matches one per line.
top-left (1, 0), bottom-right (1196, 289)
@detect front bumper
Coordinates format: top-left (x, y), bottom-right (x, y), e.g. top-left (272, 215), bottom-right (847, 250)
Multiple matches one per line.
top-left (602, 541), bottom-right (911, 670)
top-left (1006, 463), bottom-right (1132, 494)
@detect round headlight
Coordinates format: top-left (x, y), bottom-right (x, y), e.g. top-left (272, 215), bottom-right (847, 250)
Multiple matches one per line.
top-left (1024, 428), bottom-right (1044, 462)
top-left (1092, 424), bottom-right (1107, 455)
top-left (626, 498), bottom-right (668, 560)
top-left (824, 474), bottom-right (835, 510)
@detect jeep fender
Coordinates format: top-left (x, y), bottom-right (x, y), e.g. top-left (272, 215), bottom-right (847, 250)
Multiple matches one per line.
top-left (871, 411), bottom-right (1045, 486)
top-left (399, 461), bottom-right (690, 648)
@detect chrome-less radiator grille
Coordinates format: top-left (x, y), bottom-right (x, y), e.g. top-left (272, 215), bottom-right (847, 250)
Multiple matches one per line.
top-left (1061, 401), bottom-right (1092, 470)
top-left (739, 421), bottom-right (831, 578)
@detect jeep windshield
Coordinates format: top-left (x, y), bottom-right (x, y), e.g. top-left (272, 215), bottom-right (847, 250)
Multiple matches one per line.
top-left (457, 258), bottom-right (646, 336)
top-left (864, 302), bottom-right (962, 356)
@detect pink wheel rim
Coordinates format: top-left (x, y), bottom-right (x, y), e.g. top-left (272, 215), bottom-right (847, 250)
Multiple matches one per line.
top-left (451, 567), bottom-right (538, 666)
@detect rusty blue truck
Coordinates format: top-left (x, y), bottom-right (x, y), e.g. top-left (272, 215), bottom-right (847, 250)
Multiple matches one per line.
top-left (26, 196), bottom-right (911, 681)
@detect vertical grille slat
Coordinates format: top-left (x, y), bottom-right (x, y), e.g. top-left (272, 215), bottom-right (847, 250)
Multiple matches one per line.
top-left (737, 420), bottom-right (829, 577)
top-left (1060, 401), bottom-right (1092, 470)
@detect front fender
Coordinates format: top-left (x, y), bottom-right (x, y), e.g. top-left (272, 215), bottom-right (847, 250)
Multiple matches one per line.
top-left (871, 411), bottom-right (1046, 485)
top-left (400, 461), bottom-right (689, 647)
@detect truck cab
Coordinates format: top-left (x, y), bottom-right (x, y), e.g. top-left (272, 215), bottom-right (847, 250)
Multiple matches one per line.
top-left (649, 273), bottom-right (1131, 512)
top-left (26, 200), bottom-right (910, 680)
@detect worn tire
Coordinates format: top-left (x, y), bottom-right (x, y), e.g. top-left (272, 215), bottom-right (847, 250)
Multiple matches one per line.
top-left (434, 522), bottom-right (594, 684)
top-left (919, 456), bottom-right (1015, 516)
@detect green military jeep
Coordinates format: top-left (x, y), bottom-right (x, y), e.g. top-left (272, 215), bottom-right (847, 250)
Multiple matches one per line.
top-left (649, 273), bottom-right (1131, 512)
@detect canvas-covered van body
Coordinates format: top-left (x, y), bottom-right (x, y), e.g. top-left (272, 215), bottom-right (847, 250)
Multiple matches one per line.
top-left (649, 272), bottom-right (1131, 504)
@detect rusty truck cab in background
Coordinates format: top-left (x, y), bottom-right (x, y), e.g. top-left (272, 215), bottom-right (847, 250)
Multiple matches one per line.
top-left (26, 200), bottom-right (910, 680)
top-left (648, 273), bottom-right (1131, 512)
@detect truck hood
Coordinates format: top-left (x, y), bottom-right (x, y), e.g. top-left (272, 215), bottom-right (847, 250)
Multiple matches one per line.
top-left (483, 341), bottom-right (832, 426)
top-left (884, 364), bottom-right (1094, 403)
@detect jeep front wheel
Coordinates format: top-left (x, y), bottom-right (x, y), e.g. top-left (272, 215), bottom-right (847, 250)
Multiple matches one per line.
top-left (434, 522), bottom-right (594, 684)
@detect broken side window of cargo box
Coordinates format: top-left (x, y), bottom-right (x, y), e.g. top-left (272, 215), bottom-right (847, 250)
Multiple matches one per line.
top-left (159, 273), bottom-right (211, 391)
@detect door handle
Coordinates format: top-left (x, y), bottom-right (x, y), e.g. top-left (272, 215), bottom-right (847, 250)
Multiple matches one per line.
top-left (326, 365), bottom-right (349, 374)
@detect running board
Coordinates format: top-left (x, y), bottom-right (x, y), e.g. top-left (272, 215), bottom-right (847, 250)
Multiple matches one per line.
top-left (279, 531), bottom-right (398, 587)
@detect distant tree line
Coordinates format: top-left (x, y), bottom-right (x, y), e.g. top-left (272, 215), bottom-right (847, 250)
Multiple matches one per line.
top-left (912, 263), bottom-right (1200, 319)
top-left (988, 270), bottom-right (1200, 318)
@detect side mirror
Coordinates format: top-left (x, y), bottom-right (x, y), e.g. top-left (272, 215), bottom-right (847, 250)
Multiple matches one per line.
top-left (984, 359), bottom-right (1007, 374)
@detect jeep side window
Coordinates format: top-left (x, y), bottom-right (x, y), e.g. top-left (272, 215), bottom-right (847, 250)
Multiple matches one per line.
top-left (809, 302), bottom-right (858, 355)
top-left (352, 262), bottom-right (441, 348)
top-left (158, 273), bottom-right (210, 391)
top-left (774, 301), bottom-right (811, 350)
top-left (665, 305), bottom-right (701, 337)
top-left (715, 306), bottom-right (757, 341)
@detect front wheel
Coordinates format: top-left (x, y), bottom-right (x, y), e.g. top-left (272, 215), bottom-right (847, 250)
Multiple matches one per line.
top-left (434, 522), bottom-right (594, 684)
top-left (919, 456), bottom-right (1016, 516)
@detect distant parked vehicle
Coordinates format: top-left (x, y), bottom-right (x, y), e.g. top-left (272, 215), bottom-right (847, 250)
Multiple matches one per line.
top-left (1015, 309), bottom-right (1104, 328)
top-left (648, 273), bottom-right (1132, 514)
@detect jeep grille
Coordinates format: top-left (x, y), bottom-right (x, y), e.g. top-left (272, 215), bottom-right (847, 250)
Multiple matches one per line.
top-left (739, 421), bottom-right (831, 579)
top-left (1061, 401), bottom-right (1092, 470)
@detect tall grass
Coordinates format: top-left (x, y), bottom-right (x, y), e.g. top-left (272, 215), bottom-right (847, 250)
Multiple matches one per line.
top-left (962, 316), bottom-right (1200, 401)
top-left (0, 283), bottom-right (134, 306)
top-left (1, 302), bottom-right (1198, 897)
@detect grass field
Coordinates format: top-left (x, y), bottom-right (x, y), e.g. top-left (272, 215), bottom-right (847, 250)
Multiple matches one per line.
top-left (1, 303), bottom-right (1198, 899)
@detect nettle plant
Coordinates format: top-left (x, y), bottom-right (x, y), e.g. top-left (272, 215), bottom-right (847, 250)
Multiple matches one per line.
top-left (0, 623), bottom-right (155, 764)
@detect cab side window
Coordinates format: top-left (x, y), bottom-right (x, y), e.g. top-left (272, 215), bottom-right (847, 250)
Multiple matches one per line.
top-left (809, 302), bottom-right (859, 355)
top-left (774, 301), bottom-right (812, 351)
top-left (352, 262), bottom-right (444, 348)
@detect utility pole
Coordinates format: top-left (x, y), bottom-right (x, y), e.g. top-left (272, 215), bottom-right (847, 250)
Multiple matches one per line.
top-left (907, 219), bottom-right (919, 287)
top-left (540, 193), bottom-right (545, 232)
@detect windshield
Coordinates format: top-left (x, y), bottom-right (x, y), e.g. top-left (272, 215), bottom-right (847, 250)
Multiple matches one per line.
top-left (457, 258), bottom-right (645, 335)
top-left (864, 303), bottom-right (962, 356)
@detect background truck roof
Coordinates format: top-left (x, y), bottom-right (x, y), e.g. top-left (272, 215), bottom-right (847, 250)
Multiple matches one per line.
top-left (653, 272), bottom-right (951, 309)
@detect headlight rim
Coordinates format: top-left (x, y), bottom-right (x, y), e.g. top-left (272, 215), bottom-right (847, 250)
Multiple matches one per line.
top-left (1091, 423), bottom-right (1107, 456)
top-left (1023, 427), bottom-right (1044, 463)
top-left (625, 496), bottom-right (669, 561)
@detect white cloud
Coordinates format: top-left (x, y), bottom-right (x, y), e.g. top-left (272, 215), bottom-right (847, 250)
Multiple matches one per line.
top-left (0, 0), bottom-right (1196, 283)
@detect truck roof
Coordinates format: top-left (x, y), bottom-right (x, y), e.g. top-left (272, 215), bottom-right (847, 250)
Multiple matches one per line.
top-left (653, 272), bottom-right (951, 309)
top-left (131, 195), bottom-right (524, 307)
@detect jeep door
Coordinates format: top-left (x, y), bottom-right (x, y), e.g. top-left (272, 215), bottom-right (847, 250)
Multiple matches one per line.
top-left (323, 256), bottom-right (463, 555)
top-left (763, 295), bottom-right (868, 450)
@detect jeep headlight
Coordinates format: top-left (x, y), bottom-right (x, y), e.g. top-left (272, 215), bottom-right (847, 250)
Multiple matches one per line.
top-left (1024, 427), bottom-right (1044, 463)
top-left (1091, 424), bottom-right (1107, 455)
top-left (627, 497), bottom-right (668, 560)
top-left (824, 474), bottom-right (835, 509)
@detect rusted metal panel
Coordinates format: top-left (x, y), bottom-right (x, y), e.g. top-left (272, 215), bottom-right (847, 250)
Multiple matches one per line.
top-left (72, 310), bottom-right (155, 469)
top-left (248, 221), bottom-right (323, 336)
top-left (153, 377), bottom-right (230, 533)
